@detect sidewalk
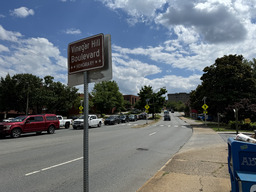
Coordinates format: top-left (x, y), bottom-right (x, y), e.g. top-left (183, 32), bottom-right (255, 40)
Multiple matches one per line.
top-left (137, 117), bottom-right (231, 192)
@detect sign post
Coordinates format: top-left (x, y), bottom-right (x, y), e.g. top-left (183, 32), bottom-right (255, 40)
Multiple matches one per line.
top-left (68, 33), bottom-right (112, 192)
top-left (83, 71), bottom-right (89, 192)
top-left (202, 104), bottom-right (208, 124)
top-left (145, 105), bottom-right (150, 124)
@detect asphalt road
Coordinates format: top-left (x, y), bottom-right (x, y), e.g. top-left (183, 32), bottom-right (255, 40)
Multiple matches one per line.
top-left (0, 112), bottom-right (192, 192)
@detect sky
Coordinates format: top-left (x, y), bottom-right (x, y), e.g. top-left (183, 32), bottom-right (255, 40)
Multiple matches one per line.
top-left (1, 0), bottom-right (256, 96)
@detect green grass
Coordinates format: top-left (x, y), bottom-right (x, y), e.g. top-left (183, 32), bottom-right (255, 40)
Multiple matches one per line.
top-left (206, 122), bottom-right (253, 133)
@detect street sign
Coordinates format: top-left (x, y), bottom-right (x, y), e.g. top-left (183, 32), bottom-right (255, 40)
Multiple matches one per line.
top-left (202, 104), bottom-right (208, 110)
top-left (79, 106), bottom-right (83, 111)
top-left (68, 33), bottom-right (104, 74)
top-left (68, 34), bottom-right (112, 86)
top-left (145, 105), bottom-right (150, 110)
top-left (203, 110), bottom-right (208, 114)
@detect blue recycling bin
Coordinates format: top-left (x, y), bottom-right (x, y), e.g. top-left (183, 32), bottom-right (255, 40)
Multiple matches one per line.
top-left (228, 137), bottom-right (256, 192)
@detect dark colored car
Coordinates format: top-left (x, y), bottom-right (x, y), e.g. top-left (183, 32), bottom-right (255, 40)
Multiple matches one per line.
top-left (119, 115), bottom-right (129, 123)
top-left (0, 114), bottom-right (60, 138)
top-left (138, 113), bottom-right (147, 120)
top-left (104, 115), bottom-right (120, 125)
top-left (128, 114), bottom-right (137, 121)
top-left (164, 114), bottom-right (171, 121)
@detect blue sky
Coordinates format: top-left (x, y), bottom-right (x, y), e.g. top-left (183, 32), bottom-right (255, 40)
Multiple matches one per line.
top-left (1, 0), bottom-right (256, 95)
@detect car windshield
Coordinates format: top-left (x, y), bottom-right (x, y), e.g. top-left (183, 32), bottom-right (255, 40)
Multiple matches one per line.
top-left (108, 116), bottom-right (116, 119)
top-left (78, 116), bottom-right (84, 119)
top-left (10, 116), bottom-right (27, 122)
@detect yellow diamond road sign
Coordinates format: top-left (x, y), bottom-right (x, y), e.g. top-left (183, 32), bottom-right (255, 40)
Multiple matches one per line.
top-left (79, 106), bottom-right (83, 111)
top-left (145, 105), bottom-right (150, 110)
top-left (202, 104), bottom-right (208, 110)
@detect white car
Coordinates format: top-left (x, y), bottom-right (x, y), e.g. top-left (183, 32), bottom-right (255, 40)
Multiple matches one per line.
top-left (73, 115), bottom-right (103, 129)
top-left (57, 115), bottom-right (73, 129)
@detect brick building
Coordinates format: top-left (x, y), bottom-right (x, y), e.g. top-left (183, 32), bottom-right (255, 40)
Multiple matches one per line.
top-left (167, 92), bottom-right (190, 103)
top-left (123, 95), bottom-right (139, 106)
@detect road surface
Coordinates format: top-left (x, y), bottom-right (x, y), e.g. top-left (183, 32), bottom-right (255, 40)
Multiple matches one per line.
top-left (0, 112), bottom-right (192, 192)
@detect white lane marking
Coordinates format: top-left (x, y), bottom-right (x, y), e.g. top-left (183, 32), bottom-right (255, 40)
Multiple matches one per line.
top-left (149, 132), bottom-right (157, 136)
top-left (25, 157), bottom-right (83, 176)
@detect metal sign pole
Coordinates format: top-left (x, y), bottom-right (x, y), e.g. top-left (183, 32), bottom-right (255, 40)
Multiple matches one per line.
top-left (84, 71), bottom-right (89, 192)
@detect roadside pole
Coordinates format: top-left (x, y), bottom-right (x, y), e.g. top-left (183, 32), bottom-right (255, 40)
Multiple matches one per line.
top-left (68, 34), bottom-right (112, 192)
top-left (84, 71), bottom-right (89, 192)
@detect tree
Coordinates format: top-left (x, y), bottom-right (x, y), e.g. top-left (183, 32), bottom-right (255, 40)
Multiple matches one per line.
top-left (190, 55), bottom-right (256, 120)
top-left (136, 85), bottom-right (167, 118)
top-left (12, 73), bottom-right (43, 113)
top-left (40, 76), bottom-right (80, 115)
top-left (166, 101), bottom-right (186, 112)
top-left (0, 74), bottom-right (19, 116)
top-left (0, 73), bottom-right (80, 116)
top-left (91, 81), bottom-right (124, 114)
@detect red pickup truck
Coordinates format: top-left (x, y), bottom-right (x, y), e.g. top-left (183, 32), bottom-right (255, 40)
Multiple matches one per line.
top-left (0, 114), bottom-right (60, 138)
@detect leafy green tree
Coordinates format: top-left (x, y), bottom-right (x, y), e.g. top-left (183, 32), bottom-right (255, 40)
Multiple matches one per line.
top-left (0, 73), bottom-right (80, 116)
top-left (190, 55), bottom-right (256, 120)
top-left (226, 98), bottom-right (256, 122)
top-left (0, 74), bottom-right (18, 115)
top-left (136, 85), bottom-right (167, 118)
top-left (91, 81), bottom-right (124, 114)
top-left (40, 76), bottom-right (80, 115)
top-left (166, 101), bottom-right (185, 112)
top-left (12, 73), bottom-right (43, 113)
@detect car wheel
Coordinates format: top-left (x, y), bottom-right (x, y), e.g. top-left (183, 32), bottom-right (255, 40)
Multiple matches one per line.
top-left (11, 128), bottom-right (21, 138)
top-left (65, 122), bottom-right (70, 129)
top-left (98, 122), bottom-right (102, 127)
top-left (47, 126), bottom-right (55, 134)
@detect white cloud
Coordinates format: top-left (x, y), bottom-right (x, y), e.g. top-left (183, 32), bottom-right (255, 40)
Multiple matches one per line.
top-left (0, 25), bottom-right (22, 42)
top-left (0, 26), bottom-right (67, 84)
top-left (101, 0), bottom-right (167, 23)
top-left (156, 1), bottom-right (247, 44)
top-left (64, 28), bottom-right (82, 35)
top-left (0, 44), bottom-right (9, 52)
top-left (10, 7), bottom-right (35, 18)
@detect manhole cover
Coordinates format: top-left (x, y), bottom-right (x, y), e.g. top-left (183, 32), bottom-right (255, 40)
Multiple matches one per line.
top-left (136, 148), bottom-right (149, 151)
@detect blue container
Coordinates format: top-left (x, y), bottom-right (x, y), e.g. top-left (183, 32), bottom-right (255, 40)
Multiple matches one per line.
top-left (228, 137), bottom-right (256, 192)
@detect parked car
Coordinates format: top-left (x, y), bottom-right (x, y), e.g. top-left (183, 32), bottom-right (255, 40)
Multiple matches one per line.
top-left (57, 115), bottom-right (73, 129)
top-left (128, 114), bottom-right (137, 121)
top-left (119, 115), bottom-right (129, 123)
top-left (73, 115), bottom-right (103, 129)
top-left (197, 114), bottom-right (213, 121)
top-left (0, 114), bottom-right (60, 138)
top-left (2, 117), bottom-right (14, 122)
top-left (164, 114), bottom-right (171, 121)
top-left (164, 110), bottom-right (170, 115)
top-left (104, 115), bottom-right (120, 125)
top-left (138, 113), bottom-right (147, 120)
